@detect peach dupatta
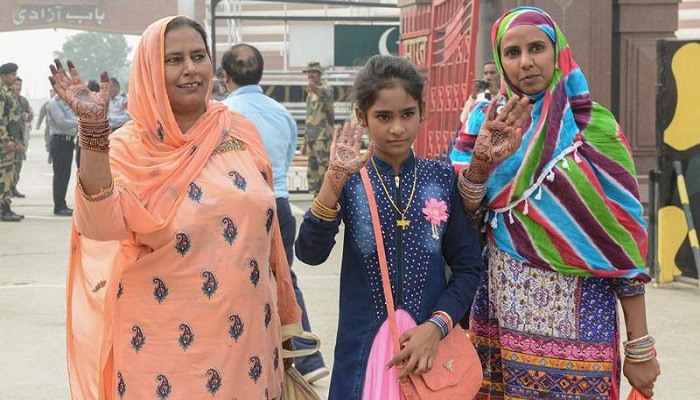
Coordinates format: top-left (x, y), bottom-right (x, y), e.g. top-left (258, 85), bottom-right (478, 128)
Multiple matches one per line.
top-left (65, 16), bottom-right (301, 399)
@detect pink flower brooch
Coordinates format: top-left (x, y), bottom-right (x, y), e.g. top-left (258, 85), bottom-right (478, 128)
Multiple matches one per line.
top-left (422, 198), bottom-right (448, 240)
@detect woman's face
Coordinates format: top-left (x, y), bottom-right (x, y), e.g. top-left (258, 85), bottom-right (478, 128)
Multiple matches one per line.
top-left (499, 25), bottom-right (555, 95)
top-left (357, 84), bottom-right (421, 169)
top-left (163, 25), bottom-right (212, 118)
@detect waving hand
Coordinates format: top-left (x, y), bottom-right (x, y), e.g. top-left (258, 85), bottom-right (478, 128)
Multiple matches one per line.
top-left (48, 59), bottom-right (110, 122)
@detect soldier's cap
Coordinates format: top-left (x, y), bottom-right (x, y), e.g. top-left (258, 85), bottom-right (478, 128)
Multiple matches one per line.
top-left (303, 61), bottom-right (323, 74)
top-left (0, 63), bottom-right (18, 75)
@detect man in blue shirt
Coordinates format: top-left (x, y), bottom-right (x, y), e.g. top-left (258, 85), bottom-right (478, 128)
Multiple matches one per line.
top-left (221, 44), bottom-right (329, 384)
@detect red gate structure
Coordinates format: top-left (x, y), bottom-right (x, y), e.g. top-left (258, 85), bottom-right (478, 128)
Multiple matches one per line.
top-left (399, 0), bottom-right (480, 160)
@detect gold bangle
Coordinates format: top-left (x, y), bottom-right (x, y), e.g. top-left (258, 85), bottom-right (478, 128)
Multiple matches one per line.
top-left (311, 207), bottom-right (336, 222)
top-left (311, 205), bottom-right (338, 220)
top-left (311, 197), bottom-right (340, 222)
top-left (625, 351), bottom-right (656, 363)
top-left (623, 334), bottom-right (652, 347)
top-left (77, 177), bottom-right (114, 203)
top-left (313, 197), bottom-right (339, 213)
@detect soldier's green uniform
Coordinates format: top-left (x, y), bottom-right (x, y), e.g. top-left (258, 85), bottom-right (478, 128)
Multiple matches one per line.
top-left (11, 93), bottom-right (31, 195)
top-left (304, 65), bottom-right (334, 194)
top-left (0, 79), bottom-right (22, 220)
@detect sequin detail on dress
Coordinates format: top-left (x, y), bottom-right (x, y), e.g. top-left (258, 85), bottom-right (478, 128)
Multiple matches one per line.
top-left (211, 138), bottom-right (245, 155)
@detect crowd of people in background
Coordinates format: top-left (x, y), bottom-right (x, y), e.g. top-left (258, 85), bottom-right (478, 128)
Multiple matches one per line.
top-left (1, 5), bottom-right (660, 400)
top-left (0, 63), bottom-right (131, 220)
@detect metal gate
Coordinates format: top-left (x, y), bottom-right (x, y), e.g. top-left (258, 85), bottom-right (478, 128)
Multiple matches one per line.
top-left (400, 0), bottom-right (480, 159)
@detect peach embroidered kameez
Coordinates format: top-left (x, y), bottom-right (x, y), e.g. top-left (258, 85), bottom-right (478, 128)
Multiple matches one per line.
top-left (65, 16), bottom-right (301, 400)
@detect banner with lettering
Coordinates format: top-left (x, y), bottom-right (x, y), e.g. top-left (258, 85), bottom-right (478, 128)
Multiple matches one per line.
top-left (0, 1), bottom-right (177, 34)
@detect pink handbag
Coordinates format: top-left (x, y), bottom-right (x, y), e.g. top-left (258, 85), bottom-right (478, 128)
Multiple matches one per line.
top-left (360, 168), bottom-right (483, 399)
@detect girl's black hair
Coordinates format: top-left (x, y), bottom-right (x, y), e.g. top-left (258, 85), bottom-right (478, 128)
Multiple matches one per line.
top-left (165, 17), bottom-right (210, 55)
top-left (353, 55), bottom-right (425, 115)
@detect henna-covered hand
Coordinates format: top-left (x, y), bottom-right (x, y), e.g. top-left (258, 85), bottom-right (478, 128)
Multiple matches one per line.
top-left (328, 120), bottom-right (374, 178)
top-left (48, 59), bottom-right (110, 122)
top-left (320, 121), bottom-right (374, 199)
top-left (467, 96), bottom-right (531, 183)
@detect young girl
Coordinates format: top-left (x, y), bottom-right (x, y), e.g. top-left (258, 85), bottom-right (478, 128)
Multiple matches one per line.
top-left (295, 55), bottom-right (483, 399)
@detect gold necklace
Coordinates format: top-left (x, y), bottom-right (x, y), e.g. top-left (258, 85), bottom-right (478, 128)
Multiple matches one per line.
top-left (370, 157), bottom-right (418, 229)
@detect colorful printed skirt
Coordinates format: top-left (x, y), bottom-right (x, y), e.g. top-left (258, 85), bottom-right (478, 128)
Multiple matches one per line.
top-left (469, 246), bottom-right (645, 400)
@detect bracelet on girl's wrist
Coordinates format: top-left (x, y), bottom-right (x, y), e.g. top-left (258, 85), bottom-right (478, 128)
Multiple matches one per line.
top-left (310, 197), bottom-right (340, 222)
top-left (427, 311), bottom-right (453, 339)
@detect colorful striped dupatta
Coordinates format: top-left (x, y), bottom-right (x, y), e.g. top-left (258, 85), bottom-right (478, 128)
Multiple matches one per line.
top-left (467, 7), bottom-right (649, 281)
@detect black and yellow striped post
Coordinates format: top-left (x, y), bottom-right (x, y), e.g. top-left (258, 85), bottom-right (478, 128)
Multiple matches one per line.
top-left (673, 161), bottom-right (700, 286)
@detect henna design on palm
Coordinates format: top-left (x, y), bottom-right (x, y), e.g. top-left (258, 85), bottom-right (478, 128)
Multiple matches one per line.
top-left (48, 59), bottom-right (111, 122)
top-left (467, 96), bottom-right (531, 183)
top-left (328, 121), bottom-right (374, 177)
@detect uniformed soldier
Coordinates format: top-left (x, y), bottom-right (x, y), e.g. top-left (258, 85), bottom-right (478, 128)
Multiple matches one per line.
top-left (0, 62), bottom-right (24, 221)
top-left (11, 76), bottom-right (32, 198)
top-left (303, 61), bottom-right (334, 195)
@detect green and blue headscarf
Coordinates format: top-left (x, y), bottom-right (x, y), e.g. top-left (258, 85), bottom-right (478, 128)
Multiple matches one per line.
top-left (454, 7), bottom-right (649, 280)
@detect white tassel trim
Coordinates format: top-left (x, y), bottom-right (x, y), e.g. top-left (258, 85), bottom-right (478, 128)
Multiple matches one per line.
top-left (488, 141), bottom-right (582, 221)
top-left (574, 148), bottom-right (582, 163)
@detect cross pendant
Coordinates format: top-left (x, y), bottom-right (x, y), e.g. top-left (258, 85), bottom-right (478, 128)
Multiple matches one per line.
top-left (397, 218), bottom-right (411, 229)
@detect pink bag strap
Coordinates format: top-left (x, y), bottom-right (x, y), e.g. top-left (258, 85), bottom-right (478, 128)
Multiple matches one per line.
top-left (360, 167), bottom-right (403, 356)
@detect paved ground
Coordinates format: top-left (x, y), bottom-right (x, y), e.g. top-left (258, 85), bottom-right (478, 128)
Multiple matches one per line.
top-left (1, 130), bottom-right (698, 399)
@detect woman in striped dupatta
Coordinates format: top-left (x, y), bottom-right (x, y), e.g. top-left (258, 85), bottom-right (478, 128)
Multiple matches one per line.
top-left (453, 6), bottom-right (661, 399)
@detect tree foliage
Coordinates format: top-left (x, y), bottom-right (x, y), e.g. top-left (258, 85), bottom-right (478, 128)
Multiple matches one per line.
top-left (54, 32), bottom-right (131, 85)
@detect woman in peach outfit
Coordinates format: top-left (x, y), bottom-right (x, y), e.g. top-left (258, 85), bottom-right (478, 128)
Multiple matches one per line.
top-left (50, 16), bottom-right (301, 399)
